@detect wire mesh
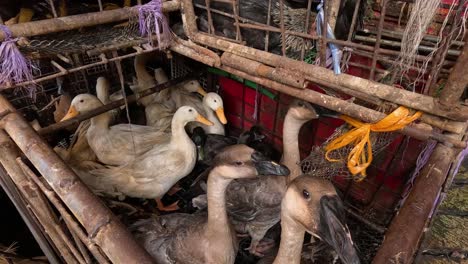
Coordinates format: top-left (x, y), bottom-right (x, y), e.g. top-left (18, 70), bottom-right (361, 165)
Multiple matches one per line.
top-left (170, 54), bottom-right (209, 89)
top-left (300, 125), bottom-right (398, 181)
top-left (21, 22), bottom-right (143, 56)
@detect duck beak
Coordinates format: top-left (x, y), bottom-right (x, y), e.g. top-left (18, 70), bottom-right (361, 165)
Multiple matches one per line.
top-left (196, 114), bottom-right (214, 126)
top-left (197, 87), bottom-right (207, 97)
top-left (251, 151), bottom-right (290, 176)
top-left (314, 105), bottom-right (340, 119)
top-left (215, 107), bottom-right (228, 124)
top-left (60, 106), bottom-right (79, 122)
top-left (317, 195), bottom-right (361, 264)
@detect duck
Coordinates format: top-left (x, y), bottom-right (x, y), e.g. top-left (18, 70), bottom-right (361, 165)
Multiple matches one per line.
top-left (186, 92), bottom-right (227, 135)
top-left (190, 125), bottom-right (279, 167)
top-left (258, 175), bottom-right (360, 264)
top-left (53, 77), bottom-right (121, 168)
top-left (61, 93), bottom-right (180, 166)
top-left (194, 99), bottom-right (320, 255)
top-left (130, 145), bottom-right (290, 264)
top-left (95, 76), bottom-right (121, 124)
top-left (132, 54), bottom-right (159, 107)
top-left (74, 106), bottom-right (213, 211)
top-left (147, 85), bottom-right (226, 135)
top-left (145, 79), bottom-right (208, 129)
top-left (53, 120), bottom-right (98, 170)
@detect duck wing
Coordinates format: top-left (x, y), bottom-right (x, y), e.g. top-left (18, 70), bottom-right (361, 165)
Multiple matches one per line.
top-left (202, 134), bottom-right (237, 165)
top-left (226, 177), bottom-right (285, 223)
top-left (90, 124), bottom-right (169, 165)
top-left (87, 146), bottom-right (190, 199)
top-left (145, 102), bottom-right (175, 131)
top-left (173, 89), bottom-right (206, 116)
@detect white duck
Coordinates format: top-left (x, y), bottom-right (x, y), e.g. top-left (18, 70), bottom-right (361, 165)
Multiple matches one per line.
top-left (74, 106), bottom-right (212, 209)
top-left (61, 94), bottom-right (207, 166)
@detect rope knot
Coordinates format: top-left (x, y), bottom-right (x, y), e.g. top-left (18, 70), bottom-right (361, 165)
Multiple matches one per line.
top-left (325, 106), bottom-right (422, 181)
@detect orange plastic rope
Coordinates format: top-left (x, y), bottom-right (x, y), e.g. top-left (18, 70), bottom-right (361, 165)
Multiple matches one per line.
top-left (325, 106), bottom-right (422, 181)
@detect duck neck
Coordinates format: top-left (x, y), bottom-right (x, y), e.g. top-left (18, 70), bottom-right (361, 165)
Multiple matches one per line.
top-left (204, 104), bottom-right (223, 133)
top-left (203, 169), bottom-right (237, 263)
top-left (282, 114), bottom-right (306, 181)
top-left (273, 214), bottom-right (305, 264)
top-left (135, 58), bottom-right (150, 80)
top-left (206, 171), bottom-right (231, 233)
top-left (170, 118), bottom-right (191, 146)
top-left (90, 112), bottom-right (111, 130)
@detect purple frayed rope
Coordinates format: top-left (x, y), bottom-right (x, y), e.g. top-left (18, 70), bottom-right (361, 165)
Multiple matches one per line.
top-left (0, 25), bottom-right (36, 96)
top-left (138, 0), bottom-right (172, 49)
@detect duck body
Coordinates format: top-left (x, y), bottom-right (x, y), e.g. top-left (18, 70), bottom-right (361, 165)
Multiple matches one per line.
top-left (145, 81), bottom-right (205, 129)
top-left (62, 93), bottom-right (168, 166)
top-left (148, 88), bottom-right (226, 136)
top-left (133, 212), bottom-right (236, 264)
top-left (95, 76), bottom-right (120, 125)
top-left (74, 106), bottom-right (212, 200)
top-left (81, 106), bottom-right (210, 199)
top-left (86, 119), bottom-right (167, 166)
top-left (131, 145), bottom-right (290, 264)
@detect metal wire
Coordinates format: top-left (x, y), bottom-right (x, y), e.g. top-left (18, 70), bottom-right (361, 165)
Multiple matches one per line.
top-left (21, 23), bottom-right (142, 56)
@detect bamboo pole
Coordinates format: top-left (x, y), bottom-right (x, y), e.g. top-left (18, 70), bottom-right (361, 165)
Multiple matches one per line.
top-left (180, 0), bottom-right (468, 121)
top-left (218, 53), bottom-right (466, 148)
top-left (0, 2), bottom-right (180, 41)
top-left (438, 34), bottom-right (468, 107)
top-left (327, 0), bottom-right (342, 32)
top-left (171, 38), bottom-right (466, 134)
top-left (0, 98), bottom-right (154, 264)
top-left (374, 32), bottom-right (468, 262)
top-left (0, 166), bottom-right (61, 264)
top-left (17, 159), bottom-right (110, 264)
top-left (0, 131), bottom-right (80, 264)
top-left (372, 141), bottom-right (458, 264)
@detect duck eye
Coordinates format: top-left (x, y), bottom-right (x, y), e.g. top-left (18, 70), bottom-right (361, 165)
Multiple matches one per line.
top-left (235, 161), bottom-right (243, 166)
top-left (79, 99), bottom-right (84, 103)
top-left (214, 99), bottom-right (217, 103)
top-left (188, 109), bottom-right (193, 112)
top-left (302, 189), bottom-right (310, 199)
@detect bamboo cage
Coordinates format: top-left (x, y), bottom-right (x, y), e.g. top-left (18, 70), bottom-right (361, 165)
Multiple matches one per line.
top-left (0, 0), bottom-right (466, 263)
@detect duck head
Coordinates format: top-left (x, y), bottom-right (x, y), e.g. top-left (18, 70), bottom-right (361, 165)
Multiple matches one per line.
top-left (173, 106), bottom-right (214, 127)
top-left (61, 94), bottom-right (103, 121)
top-left (211, 145), bottom-right (290, 179)
top-left (182, 80), bottom-right (207, 96)
top-left (289, 99), bottom-right (320, 121)
top-left (282, 175), bottom-right (360, 264)
top-left (203, 93), bottom-right (227, 125)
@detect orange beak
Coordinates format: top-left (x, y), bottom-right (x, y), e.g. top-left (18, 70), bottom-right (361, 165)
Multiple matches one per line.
top-left (215, 107), bottom-right (227, 124)
top-left (196, 114), bottom-right (214, 126)
top-left (197, 87), bottom-right (207, 97)
top-left (60, 106), bottom-right (79, 122)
